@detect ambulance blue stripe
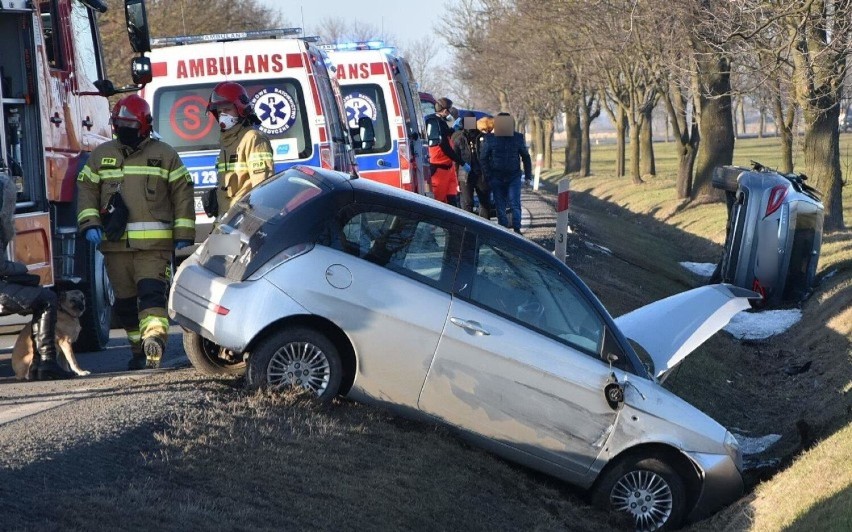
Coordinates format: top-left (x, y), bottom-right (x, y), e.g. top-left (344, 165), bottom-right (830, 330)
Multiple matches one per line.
top-left (354, 141), bottom-right (400, 171)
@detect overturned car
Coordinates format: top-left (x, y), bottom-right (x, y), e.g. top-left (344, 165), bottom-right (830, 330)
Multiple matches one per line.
top-left (712, 162), bottom-right (824, 305)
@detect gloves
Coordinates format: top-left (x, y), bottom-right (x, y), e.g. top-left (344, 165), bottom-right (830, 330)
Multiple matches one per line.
top-left (462, 163), bottom-right (472, 173)
top-left (453, 117), bottom-right (463, 131)
top-left (174, 240), bottom-right (193, 251)
top-left (202, 188), bottom-right (219, 218)
top-left (84, 227), bottom-right (103, 245)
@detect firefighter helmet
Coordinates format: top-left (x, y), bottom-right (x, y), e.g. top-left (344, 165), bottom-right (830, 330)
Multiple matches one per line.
top-left (208, 82), bottom-right (252, 118)
top-left (111, 94), bottom-right (152, 136)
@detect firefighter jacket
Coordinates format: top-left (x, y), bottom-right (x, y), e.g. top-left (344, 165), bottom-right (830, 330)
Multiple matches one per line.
top-left (215, 123), bottom-right (274, 214)
top-left (77, 138), bottom-right (195, 252)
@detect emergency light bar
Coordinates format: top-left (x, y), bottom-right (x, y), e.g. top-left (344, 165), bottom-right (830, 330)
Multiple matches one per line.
top-left (151, 28), bottom-right (302, 47)
top-left (319, 41), bottom-right (397, 54)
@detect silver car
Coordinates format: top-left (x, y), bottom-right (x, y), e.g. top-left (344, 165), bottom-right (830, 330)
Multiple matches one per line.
top-left (170, 166), bottom-right (753, 531)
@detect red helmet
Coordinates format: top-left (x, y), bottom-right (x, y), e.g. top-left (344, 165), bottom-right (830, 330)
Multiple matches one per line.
top-left (111, 94), bottom-right (152, 136)
top-left (208, 82), bottom-right (252, 118)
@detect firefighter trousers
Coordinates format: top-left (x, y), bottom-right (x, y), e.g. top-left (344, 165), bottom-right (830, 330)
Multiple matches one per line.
top-left (104, 250), bottom-right (172, 353)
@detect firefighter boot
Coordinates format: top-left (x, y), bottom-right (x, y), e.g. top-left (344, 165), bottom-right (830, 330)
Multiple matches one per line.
top-left (127, 344), bottom-right (146, 371)
top-left (143, 336), bottom-right (165, 369)
top-left (33, 312), bottom-right (74, 381)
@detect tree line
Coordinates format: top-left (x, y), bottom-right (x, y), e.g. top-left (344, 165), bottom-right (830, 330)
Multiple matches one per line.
top-left (445, 0), bottom-right (849, 231)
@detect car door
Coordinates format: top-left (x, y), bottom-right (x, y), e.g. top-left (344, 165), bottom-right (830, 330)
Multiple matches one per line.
top-left (309, 204), bottom-right (463, 408)
top-left (418, 233), bottom-right (620, 474)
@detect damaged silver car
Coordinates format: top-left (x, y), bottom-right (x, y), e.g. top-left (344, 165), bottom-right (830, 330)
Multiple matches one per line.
top-left (169, 166), bottom-right (754, 531)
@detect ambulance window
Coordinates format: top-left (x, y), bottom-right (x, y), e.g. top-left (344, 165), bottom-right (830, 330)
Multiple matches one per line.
top-left (69, 1), bottom-right (101, 83)
top-left (39, 1), bottom-right (64, 70)
top-left (395, 81), bottom-right (415, 138)
top-left (153, 79), bottom-right (312, 160)
top-left (340, 84), bottom-right (391, 154)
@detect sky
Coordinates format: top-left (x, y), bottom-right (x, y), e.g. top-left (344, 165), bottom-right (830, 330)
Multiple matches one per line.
top-left (258, 0), bottom-right (446, 52)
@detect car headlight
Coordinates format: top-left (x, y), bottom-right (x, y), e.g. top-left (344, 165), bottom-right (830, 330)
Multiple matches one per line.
top-left (724, 430), bottom-right (743, 472)
top-left (246, 242), bottom-right (315, 281)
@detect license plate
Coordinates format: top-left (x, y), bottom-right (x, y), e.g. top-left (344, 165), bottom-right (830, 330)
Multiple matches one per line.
top-left (194, 196), bottom-right (203, 214)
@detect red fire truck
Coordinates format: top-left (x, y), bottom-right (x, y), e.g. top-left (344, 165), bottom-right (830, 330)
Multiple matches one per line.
top-left (0, 0), bottom-right (152, 350)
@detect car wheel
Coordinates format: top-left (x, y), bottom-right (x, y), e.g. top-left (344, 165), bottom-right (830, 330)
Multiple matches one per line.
top-left (592, 454), bottom-right (687, 531)
top-left (246, 327), bottom-right (342, 403)
top-left (183, 330), bottom-right (246, 376)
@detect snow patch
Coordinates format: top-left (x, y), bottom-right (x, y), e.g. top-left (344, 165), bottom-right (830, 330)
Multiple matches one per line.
top-left (680, 261), bottom-right (716, 278)
top-left (584, 242), bottom-right (612, 255)
top-left (724, 309), bottom-right (802, 340)
top-left (733, 433), bottom-right (782, 455)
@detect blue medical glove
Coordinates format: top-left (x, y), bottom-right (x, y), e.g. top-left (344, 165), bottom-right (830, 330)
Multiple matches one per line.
top-left (174, 240), bottom-right (193, 251)
top-left (84, 227), bottom-right (103, 245)
top-left (462, 163), bottom-right (472, 173)
top-left (453, 117), bottom-right (463, 131)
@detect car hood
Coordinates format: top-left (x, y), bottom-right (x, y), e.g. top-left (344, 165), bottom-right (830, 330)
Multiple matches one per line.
top-left (614, 284), bottom-right (758, 380)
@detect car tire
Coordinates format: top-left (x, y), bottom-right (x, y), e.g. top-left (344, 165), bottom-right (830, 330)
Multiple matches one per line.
top-left (592, 453), bottom-right (687, 532)
top-left (246, 327), bottom-right (342, 403)
top-left (183, 330), bottom-right (246, 376)
top-left (74, 240), bottom-right (113, 352)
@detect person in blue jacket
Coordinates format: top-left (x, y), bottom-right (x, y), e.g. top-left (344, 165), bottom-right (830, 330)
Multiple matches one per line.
top-left (479, 113), bottom-right (532, 233)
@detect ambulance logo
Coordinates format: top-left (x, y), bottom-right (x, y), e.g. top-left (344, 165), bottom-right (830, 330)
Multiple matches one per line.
top-left (343, 92), bottom-right (377, 129)
top-left (251, 87), bottom-right (297, 135)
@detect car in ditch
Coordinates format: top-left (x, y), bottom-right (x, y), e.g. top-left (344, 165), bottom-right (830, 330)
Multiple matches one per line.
top-left (169, 165), bottom-right (754, 531)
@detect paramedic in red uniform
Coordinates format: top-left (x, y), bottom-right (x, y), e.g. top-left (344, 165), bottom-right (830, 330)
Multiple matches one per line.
top-left (427, 97), bottom-right (466, 205)
top-left (203, 82), bottom-right (274, 220)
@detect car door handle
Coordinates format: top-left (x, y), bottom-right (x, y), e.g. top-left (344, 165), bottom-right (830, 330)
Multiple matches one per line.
top-left (450, 317), bottom-right (490, 336)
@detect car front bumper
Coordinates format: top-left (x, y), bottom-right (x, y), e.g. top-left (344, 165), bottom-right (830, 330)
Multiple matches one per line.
top-left (685, 451), bottom-right (745, 522)
top-left (168, 261), bottom-right (309, 352)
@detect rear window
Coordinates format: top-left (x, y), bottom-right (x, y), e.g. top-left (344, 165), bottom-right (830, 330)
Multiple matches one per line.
top-left (152, 78), bottom-right (313, 160)
top-left (341, 84), bottom-right (391, 154)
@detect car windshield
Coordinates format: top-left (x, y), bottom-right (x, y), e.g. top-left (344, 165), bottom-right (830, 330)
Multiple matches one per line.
top-left (340, 84), bottom-right (391, 154)
top-left (152, 78), bottom-right (313, 160)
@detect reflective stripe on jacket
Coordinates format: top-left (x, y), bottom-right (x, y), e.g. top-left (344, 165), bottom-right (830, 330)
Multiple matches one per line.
top-left (215, 123), bottom-right (274, 214)
top-left (77, 138), bottom-right (195, 252)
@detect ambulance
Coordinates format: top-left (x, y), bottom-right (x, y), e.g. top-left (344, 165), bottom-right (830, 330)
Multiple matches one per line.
top-left (0, 0), bottom-right (152, 351)
top-left (141, 29), bottom-right (353, 241)
top-left (324, 43), bottom-right (429, 195)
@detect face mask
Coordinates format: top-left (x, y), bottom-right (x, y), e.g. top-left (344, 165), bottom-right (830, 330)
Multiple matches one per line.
top-left (218, 112), bottom-right (240, 131)
top-left (115, 126), bottom-right (142, 148)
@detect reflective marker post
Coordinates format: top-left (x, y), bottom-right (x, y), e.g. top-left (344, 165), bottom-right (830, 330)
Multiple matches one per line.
top-left (555, 178), bottom-right (571, 262)
top-left (532, 153), bottom-right (543, 190)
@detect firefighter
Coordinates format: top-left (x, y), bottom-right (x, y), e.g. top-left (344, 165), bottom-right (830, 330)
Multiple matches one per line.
top-left (202, 82), bottom-right (274, 220)
top-left (77, 95), bottom-right (195, 370)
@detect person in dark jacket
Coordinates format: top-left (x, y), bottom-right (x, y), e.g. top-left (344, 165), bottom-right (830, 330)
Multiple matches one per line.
top-left (425, 97), bottom-right (465, 205)
top-left (452, 112), bottom-right (491, 218)
top-left (0, 173), bottom-right (72, 380)
top-left (480, 113), bottom-right (532, 233)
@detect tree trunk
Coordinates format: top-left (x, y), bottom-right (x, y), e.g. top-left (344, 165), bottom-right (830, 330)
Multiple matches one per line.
top-left (497, 89), bottom-right (510, 113)
top-left (579, 94), bottom-right (598, 177)
top-left (773, 92), bottom-right (795, 174)
top-left (616, 106), bottom-right (627, 177)
top-left (676, 134), bottom-right (698, 199)
top-left (802, 105), bottom-right (844, 231)
top-left (738, 96), bottom-right (747, 136)
top-left (758, 107), bottom-right (765, 138)
top-left (692, 53), bottom-right (735, 199)
top-left (564, 95), bottom-right (582, 173)
top-left (534, 116), bottom-right (546, 164)
top-left (529, 116), bottom-right (540, 157)
top-left (544, 118), bottom-right (554, 170)
top-left (628, 115), bottom-right (642, 184)
top-left (640, 108), bottom-right (656, 177)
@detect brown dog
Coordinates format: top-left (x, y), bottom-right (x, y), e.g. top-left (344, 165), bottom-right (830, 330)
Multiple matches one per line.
top-left (12, 289), bottom-right (89, 380)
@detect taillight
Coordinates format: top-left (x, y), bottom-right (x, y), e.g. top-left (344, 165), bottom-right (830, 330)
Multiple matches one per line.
top-left (212, 304), bottom-right (230, 316)
top-left (765, 185), bottom-right (788, 216)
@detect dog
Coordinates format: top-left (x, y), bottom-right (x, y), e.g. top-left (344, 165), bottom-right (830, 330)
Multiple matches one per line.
top-left (12, 289), bottom-right (89, 380)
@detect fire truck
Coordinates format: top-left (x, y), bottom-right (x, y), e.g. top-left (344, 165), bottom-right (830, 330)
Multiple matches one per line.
top-left (0, 0), bottom-right (152, 351)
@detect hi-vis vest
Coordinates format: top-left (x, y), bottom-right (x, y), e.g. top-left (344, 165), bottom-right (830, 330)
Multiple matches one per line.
top-left (77, 138), bottom-right (195, 252)
top-left (215, 123), bottom-right (274, 214)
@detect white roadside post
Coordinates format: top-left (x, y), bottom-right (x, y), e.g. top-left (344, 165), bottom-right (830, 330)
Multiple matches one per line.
top-left (532, 153), bottom-right (543, 190)
top-left (554, 178), bottom-right (571, 262)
